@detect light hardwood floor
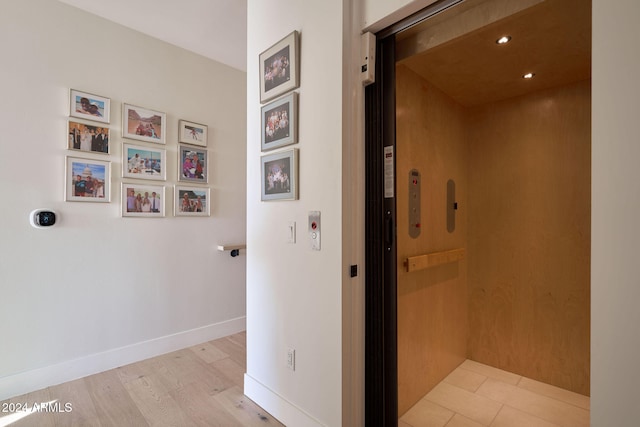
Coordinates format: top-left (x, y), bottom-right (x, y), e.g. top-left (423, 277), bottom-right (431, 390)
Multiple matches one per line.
top-left (0, 332), bottom-right (284, 427)
top-left (399, 359), bottom-right (590, 427)
top-left (2, 338), bottom-right (591, 427)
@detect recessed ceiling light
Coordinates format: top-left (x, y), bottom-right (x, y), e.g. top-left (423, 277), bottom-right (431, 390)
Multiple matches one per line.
top-left (496, 36), bottom-right (512, 44)
top-left (523, 72), bottom-right (535, 79)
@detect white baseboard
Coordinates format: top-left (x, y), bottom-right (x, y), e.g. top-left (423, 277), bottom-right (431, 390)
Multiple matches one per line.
top-left (244, 373), bottom-right (324, 427)
top-left (0, 317), bottom-right (246, 401)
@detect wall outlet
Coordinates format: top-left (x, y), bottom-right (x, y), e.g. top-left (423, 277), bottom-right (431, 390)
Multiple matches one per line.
top-left (287, 347), bottom-right (295, 371)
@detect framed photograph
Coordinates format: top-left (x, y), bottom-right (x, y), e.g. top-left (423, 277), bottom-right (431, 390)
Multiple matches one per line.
top-left (261, 92), bottom-right (297, 152)
top-left (69, 89), bottom-right (110, 124)
top-left (123, 103), bottom-right (166, 144)
top-left (175, 186), bottom-right (210, 217)
top-left (259, 30), bottom-right (300, 103)
top-left (123, 143), bottom-right (166, 181)
top-left (65, 156), bottom-right (110, 202)
top-left (122, 183), bottom-right (165, 217)
top-left (178, 145), bottom-right (208, 183)
top-left (261, 148), bottom-right (298, 201)
top-left (68, 120), bottom-right (110, 154)
top-left (179, 120), bottom-right (208, 147)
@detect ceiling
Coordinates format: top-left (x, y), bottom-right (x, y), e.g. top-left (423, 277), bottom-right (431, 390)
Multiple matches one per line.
top-left (398, 0), bottom-right (591, 107)
top-left (56, 0), bottom-right (591, 99)
top-left (58, 0), bottom-right (247, 71)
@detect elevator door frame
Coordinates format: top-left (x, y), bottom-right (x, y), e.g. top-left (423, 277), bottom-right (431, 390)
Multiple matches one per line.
top-left (364, 1), bottom-right (464, 425)
top-left (364, 31), bottom-right (397, 427)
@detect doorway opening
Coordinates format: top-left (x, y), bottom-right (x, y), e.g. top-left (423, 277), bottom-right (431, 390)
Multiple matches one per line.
top-left (365, 1), bottom-right (591, 426)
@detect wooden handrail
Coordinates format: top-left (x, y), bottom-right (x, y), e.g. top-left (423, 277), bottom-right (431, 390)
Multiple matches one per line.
top-left (404, 248), bottom-right (465, 273)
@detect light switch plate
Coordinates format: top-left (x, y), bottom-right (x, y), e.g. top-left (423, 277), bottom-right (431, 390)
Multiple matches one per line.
top-left (287, 221), bottom-right (296, 243)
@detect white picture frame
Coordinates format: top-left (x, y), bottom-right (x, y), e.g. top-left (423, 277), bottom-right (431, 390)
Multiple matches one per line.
top-left (122, 143), bottom-right (166, 181)
top-left (178, 120), bottom-right (208, 147)
top-left (69, 89), bottom-right (110, 124)
top-left (122, 183), bottom-right (165, 217)
top-left (123, 103), bottom-right (166, 144)
top-left (174, 186), bottom-right (211, 217)
top-left (65, 156), bottom-right (110, 202)
top-left (68, 120), bottom-right (110, 154)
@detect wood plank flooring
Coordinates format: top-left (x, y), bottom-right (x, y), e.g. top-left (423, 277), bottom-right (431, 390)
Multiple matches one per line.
top-left (0, 332), bottom-right (284, 427)
top-left (399, 359), bottom-right (590, 427)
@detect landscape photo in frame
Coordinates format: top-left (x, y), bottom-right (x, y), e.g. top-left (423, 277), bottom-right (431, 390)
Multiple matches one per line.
top-left (175, 186), bottom-right (210, 217)
top-left (123, 103), bottom-right (166, 144)
top-left (69, 89), bottom-right (110, 124)
top-left (179, 120), bottom-right (207, 147)
top-left (122, 183), bottom-right (165, 217)
top-left (122, 143), bottom-right (166, 181)
top-left (68, 120), bottom-right (109, 154)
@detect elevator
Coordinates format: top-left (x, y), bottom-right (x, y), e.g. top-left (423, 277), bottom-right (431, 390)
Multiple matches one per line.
top-left (364, 0), bottom-right (591, 425)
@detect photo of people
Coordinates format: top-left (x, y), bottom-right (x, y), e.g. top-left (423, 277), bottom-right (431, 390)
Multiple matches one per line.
top-left (122, 184), bottom-right (164, 217)
top-left (260, 31), bottom-right (299, 103)
top-left (65, 157), bottom-right (110, 203)
top-left (69, 89), bottom-right (110, 124)
top-left (175, 186), bottom-right (210, 216)
top-left (178, 145), bottom-right (207, 183)
top-left (123, 144), bottom-right (165, 181)
top-left (184, 125), bottom-right (203, 141)
top-left (261, 149), bottom-right (297, 201)
top-left (264, 103), bottom-right (289, 143)
top-left (261, 92), bottom-right (297, 151)
top-left (263, 45), bottom-right (290, 93)
top-left (264, 157), bottom-right (291, 196)
top-left (68, 121), bottom-right (109, 154)
top-left (179, 120), bottom-right (208, 147)
top-left (123, 104), bottom-right (166, 144)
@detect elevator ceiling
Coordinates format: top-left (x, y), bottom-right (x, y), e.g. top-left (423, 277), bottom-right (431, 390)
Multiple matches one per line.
top-left (397, 0), bottom-right (591, 107)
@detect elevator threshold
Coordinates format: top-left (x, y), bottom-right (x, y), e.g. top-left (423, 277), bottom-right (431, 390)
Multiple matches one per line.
top-left (404, 248), bottom-right (465, 272)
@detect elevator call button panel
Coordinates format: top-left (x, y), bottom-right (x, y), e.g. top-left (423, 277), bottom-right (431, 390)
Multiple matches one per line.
top-left (309, 211), bottom-right (321, 251)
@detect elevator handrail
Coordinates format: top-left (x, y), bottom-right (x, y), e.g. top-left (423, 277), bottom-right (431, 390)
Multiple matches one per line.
top-left (403, 248), bottom-right (465, 273)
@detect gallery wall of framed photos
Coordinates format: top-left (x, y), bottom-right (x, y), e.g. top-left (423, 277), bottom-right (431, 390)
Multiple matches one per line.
top-left (66, 30), bottom-right (302, 211)
top-left (65, 88), bottom-right (212, 217)
top-left (259, 30), bottom-right (301, 202)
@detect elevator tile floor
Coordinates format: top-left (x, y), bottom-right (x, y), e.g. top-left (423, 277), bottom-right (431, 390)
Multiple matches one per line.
top-left (399, 359), bottom-right (589, 427)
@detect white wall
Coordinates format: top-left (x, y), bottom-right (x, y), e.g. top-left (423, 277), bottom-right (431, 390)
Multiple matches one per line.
top-left (0, 0), bottom-right (247, 400)
top-left (591, 0), bottom-right (640, 425)
top-left (245, 1), bottom-right (346, 426)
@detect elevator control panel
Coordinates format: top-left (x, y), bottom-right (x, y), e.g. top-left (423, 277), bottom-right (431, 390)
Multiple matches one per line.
top-left (309, 211), bottom-right (321, 250)
top-left (408, 169), bottom-right (421, 238)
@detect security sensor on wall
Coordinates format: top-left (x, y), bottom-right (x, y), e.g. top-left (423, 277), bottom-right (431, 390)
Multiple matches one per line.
top-left (30, 209), bottom-right (57, 228)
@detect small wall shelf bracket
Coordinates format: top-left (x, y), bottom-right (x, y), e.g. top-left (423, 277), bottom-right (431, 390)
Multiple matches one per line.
top-left (217, 244), bottom-right (246, 257)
